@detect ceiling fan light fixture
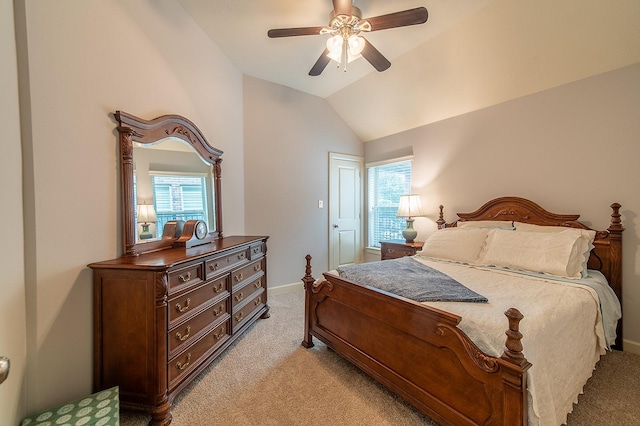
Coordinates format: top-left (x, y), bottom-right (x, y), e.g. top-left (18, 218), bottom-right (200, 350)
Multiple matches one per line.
top-left (326, 34), bottom-right (362, 66)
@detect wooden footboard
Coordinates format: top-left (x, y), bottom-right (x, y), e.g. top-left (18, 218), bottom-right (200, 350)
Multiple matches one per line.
top-left (302, 255), bottom-right (531, 426)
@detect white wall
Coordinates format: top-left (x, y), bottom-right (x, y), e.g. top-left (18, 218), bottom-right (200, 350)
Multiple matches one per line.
top-left (0, 0), bottom-right (27, 423)
top-left (17, 0), bottom-right (244, 413)
top-left (242, 76), bottom-right (363, 286)
top-left (364, 63), bottom-right (640, 352)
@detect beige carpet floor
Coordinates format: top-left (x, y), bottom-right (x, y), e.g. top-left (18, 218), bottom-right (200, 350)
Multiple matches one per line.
top-left (120, 288), bottom-right (640, 425)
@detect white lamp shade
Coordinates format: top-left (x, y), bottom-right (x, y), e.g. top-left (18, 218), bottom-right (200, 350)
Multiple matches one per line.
top-left (326, 35), bottom-right (343, 59)
top-left (348, 35), bottom-right (365, 56)
top-left (396, 195), bottom-right (424, 218)
top-left (137, 203), bottom-right (157, 223)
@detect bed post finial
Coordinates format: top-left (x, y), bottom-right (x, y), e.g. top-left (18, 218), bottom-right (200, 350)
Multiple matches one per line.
top-left (609, 203), bottom-right (623, 231)
top-left (302, 254), bottom-right (315, 290)
top-left (501, 308), bottom-right (530, 368)
top-left (436, 205), bottom-right (446, 229)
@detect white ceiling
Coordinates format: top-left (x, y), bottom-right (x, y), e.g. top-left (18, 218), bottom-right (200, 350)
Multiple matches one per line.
top-left (177, 0), bottom-right (496, 98)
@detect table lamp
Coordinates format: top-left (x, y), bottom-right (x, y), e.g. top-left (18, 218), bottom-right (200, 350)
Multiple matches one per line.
top-left (396, 194), bottom-right (424, 243)
top-left (137, 202), bottom-right (157, 240)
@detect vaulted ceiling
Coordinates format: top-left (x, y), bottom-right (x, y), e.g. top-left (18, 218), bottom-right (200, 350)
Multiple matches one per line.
top-left (178, 0), bottom-right (640, 142)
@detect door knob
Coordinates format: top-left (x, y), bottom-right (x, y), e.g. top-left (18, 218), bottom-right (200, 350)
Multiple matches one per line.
top-left (333, 224), bottom-right (339, 228)
top-left (0, 356), bottom-right (9, 385)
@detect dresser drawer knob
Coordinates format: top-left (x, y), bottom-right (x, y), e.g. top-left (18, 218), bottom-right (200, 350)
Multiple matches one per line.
top-left (234, 292), bottom-right (244, 302)
top-left (237, 253), bottom-right (245, 260)
top-left (212, 305), bottom-right (224, 317)
top-left (176, 298), bottom-right (191, 313)
top-left (234, 273), bottom-right (244, 282)
top-left (178, 272), bottom-right (192, 283)
top-left (235, 312), bottom-right (244, 322)
top-left (209, 263), bottom-right (220, 271)
top-left (253, 248), bottom-right (260, 254)
top-left (387, 249), bottom-right (395, 254)
top-left (212, 282), bottom-right (224, 293)
top-left (253, 264), bottom-right (261, 272)
top-left (253, 280), bottom-right (261, 289)
top-left (176, 326), bottom-right (191, 342)
top-left (254, 298), bottom-right (261, 306)
top-left (176, 353), bottom-right (191, 370)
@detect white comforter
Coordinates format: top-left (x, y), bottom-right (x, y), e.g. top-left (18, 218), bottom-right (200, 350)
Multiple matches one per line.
top-left (412, 255), bottom-right (621, 426)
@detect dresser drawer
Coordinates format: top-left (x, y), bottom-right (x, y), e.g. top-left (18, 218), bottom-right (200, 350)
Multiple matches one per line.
top-left (169, 320), bottom-right (230, 389)
top-left (205, 248), bottom-right (249, 280)
top-left (169, 280), bottom-right (225, 326)
top-left (168, 262), bottom-right (204, 292)
top-left (249, 242), bottom-right (265, 259)
top-left (208, 274), bottom-right (230, 298)
top-left (231, 258), bottom-right (264, 288)
top-left (231, 275), bottom-right (265, 306)
top-left (168, 298), bottom-right (230, 359)
top-left (232, 289), bottom-right (265, 332)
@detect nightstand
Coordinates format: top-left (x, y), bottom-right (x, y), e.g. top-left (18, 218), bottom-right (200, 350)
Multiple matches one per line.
top-left (380, 240), bottom-right (424, 260)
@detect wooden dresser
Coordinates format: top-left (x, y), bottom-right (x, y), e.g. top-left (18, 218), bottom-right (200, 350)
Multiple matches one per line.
top-left (380, 240), bottom-right (424, 260)
top-left (89, 236), bottom-right (268, 425)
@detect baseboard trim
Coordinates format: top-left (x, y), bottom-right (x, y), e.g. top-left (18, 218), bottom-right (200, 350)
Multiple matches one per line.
top-left (623, 338), bottom-right (640, 355)
top-left (269, 281), bottom-right (304, 295)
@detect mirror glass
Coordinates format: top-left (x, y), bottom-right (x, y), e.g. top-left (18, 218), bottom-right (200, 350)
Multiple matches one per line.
top-left (133, 138), bottom-right (216, 243)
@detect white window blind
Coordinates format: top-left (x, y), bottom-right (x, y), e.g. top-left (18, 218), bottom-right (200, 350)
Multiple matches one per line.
top-left (367, 159), bottom-right (412, 248)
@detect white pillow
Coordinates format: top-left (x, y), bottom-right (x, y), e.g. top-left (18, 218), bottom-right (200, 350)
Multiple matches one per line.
top-left (477, 229), bottom-right (590, 279)
top-left (513, 222), bottom-right (596, 243)
top-left (457, 220), bottom-right (514, 229)
top-left (418, 227), bottom-right (489, 264)
top-left (513, 222), bottom-right (596, 277)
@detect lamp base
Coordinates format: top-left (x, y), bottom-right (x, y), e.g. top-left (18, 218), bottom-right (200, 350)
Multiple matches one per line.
top-left (139, 223), bottom-right (153, 240)
top-left (402, 219), bottom-right (417, 243)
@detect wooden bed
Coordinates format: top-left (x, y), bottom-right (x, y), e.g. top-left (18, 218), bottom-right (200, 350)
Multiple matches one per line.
top-left (301, 197), bottom-right (623, 426)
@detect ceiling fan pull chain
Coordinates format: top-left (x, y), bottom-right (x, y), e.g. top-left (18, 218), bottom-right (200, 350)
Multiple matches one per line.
top-left (342, 37), bottom-right (348, 72)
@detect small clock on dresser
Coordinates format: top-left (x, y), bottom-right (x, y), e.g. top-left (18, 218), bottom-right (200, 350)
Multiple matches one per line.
top-left (174, 219), bottom-right (215, 248)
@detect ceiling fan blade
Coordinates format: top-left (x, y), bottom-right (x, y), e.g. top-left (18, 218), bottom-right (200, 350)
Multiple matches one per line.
top-left (365, 7), bottom-right (428, 32)
top-left (309, 49), bottom-right (332, 76)
top-left (267, 26), bottom-right (325, 38)
top-left (361, 39), bottom-right (391, 72)
top-left (332, 0), bottom-right (353, 16)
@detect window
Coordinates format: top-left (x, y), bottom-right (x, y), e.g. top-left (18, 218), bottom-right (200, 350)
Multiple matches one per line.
top-left (151, 174), bottom-right (208, 238)
top-left (367, 158), bottom-right (412, 248)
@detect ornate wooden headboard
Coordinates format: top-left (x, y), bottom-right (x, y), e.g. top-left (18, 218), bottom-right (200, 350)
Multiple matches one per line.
top-left (437, 196), bottom-right (624, 349)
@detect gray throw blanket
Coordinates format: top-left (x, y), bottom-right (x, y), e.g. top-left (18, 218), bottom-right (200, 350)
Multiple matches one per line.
top-left (337, 257), bottom-right (488, 303)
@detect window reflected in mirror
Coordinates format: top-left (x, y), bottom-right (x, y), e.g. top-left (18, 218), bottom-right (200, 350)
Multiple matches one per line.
top-left (133, 138), bottom-right (216, 242)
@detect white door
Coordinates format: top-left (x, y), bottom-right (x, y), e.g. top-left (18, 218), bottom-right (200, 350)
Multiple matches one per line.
top-left (329, 153), bottom-right (364, 269)
top-left (1, 2), bottom-right (27, 422)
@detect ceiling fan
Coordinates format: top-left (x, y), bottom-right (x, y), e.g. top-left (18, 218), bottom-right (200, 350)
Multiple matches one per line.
top-left (267, 0), bottom-right (428, 76)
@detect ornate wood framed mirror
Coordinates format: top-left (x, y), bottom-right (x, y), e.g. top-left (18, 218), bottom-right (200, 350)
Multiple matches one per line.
top-left (115, 111), bottom-right (223, 256)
